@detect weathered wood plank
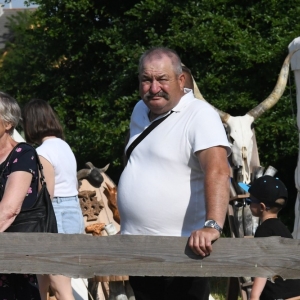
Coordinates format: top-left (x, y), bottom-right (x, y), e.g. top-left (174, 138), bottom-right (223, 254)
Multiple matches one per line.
top-left (0, 233), bottom-right (300, 279)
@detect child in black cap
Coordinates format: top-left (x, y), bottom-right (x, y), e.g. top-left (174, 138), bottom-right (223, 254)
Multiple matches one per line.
top-left (239, 175), bottom-right (300, 300)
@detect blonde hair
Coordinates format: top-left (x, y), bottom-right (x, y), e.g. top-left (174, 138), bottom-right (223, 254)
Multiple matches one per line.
top-left (0, 92), bottom-right (21, 135)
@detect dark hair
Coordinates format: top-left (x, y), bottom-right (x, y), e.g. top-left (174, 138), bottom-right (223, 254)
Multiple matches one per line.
top-left (138, 47), bottom-right (183, 77)
top-left (22, 99), bottom-right (64, 144)
top-left (0, 91), bottom-right (21, 135)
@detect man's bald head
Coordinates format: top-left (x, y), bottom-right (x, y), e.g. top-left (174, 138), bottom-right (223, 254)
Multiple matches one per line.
top-left (138, 47), bottom-right (182, 77)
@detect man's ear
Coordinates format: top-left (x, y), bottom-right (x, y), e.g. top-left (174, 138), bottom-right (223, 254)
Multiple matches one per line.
top-left (178, 73), bottom-right (185, 91)
top-left (260, 202), bottom-right (266, 211)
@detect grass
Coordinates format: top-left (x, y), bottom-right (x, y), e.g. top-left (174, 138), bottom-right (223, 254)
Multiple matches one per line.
top-left (210, 277), bottom-right (227, 300)
top-left (210, 277), bottom-right (242, 300)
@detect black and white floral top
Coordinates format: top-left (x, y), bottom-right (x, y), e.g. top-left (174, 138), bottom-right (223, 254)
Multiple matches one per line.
top-left (0, 143), bottom-right (38, 209)
top-left (0, 143), bottom-right (41, 299)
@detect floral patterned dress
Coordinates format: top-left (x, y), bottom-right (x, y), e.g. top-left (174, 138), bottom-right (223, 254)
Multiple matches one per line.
top-left (0, 143), bottom-right (41, 300)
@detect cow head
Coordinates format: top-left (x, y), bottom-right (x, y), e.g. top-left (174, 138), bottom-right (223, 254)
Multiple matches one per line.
top-left (77, 162), bottom-right (110, 188)
top-left (192, 52), bottom-right (295, 183)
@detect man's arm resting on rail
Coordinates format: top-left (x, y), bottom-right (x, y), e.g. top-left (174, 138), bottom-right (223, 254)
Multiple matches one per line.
top-left (188, 146), bottom-right (230, 256)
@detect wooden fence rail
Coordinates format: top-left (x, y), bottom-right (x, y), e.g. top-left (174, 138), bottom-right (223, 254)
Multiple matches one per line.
top-left (1, 233), bottom-right (300, 279)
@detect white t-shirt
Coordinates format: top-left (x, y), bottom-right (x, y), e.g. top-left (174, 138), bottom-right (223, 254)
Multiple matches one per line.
top-left (37, 138), bottom-right (78, 197)
top-left (118, 89), bottom-right (231, 237)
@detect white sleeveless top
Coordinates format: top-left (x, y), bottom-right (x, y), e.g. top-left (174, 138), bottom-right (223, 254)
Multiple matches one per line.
top-left (37, 138), bottom-right (78, 197)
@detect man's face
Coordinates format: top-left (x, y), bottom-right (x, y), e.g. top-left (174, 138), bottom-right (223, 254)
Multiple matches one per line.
top-left (139, 55), bottom-right (185, 117)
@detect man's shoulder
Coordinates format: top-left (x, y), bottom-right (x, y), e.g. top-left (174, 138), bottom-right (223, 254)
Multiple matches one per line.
top-left (182, 96), bottom-right (220, 119)
top-left (181, 93), bottom-right (217, 110)
top-left (194, 99), bottom-right (216, 110)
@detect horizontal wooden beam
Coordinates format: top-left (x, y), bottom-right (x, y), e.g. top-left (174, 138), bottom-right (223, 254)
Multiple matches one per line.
top-left (1, 233), bottom-right (300, 279)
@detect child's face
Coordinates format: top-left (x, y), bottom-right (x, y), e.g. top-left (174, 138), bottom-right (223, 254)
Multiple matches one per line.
top-left (250, 202), bottom-right (261, 217)
top-left (247, 195), bottom-right (264, 217)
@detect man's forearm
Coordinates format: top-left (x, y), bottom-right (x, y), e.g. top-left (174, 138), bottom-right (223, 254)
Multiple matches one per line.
top-left (197, 146), bottom-right (231, 227)
top-left (204, 168), bottom-right (230, 227)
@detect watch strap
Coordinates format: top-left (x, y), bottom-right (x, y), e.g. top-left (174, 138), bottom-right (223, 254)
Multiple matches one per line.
top-left (204, 219), bottom-right (223, 234)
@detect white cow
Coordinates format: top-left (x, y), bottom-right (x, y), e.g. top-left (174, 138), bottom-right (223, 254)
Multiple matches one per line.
top-left (192, 50), bottom-right (298, 300)
top-left (288, 37), bottom-right (300, 239)
top-left (191, 51), bottom-right (295, 241)
top-left (193, 52), bottom-right (293, 185)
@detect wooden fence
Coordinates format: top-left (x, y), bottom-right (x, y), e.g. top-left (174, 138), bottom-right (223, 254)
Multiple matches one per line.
top-left (1, 233), bottom-right (300, 279)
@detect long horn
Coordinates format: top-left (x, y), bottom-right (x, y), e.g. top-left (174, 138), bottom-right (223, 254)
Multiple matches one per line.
top-left (99, 163), bottom-right (110, 173)
top-left (192, 75), bottom-right (205, 100)
top-left (192, 73), bottom-right (231, 123)
top-left (247, 50), bottom-right (299, 120)
top-left (77, 169), bottom-right (91, 180)
top-left (182, 63), bottom-right (231, 123)
top-left (85, 162), bottom-right (94, 169)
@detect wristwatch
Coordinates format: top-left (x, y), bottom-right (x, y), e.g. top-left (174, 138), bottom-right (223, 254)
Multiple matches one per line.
top-left (204, 220), bottom-right (223, 234)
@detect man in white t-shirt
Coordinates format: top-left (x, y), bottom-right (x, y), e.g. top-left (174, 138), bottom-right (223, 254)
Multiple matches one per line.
top-left (117, 47), bottom-right (231, 300)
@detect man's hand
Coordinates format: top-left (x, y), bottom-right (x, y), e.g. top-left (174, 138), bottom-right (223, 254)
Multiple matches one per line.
top-left (188, 227), bottom-right (220, 256)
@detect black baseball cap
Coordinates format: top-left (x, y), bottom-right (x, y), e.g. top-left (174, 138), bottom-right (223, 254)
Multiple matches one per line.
top-left (238, 175), bottom-right (288, 208)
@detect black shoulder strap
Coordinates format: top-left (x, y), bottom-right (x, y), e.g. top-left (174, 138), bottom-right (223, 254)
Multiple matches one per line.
top-left (126, 111), bottom-right (174, 160)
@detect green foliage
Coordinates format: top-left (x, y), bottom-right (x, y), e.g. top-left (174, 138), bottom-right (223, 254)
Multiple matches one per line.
top-left (0, 0), bottom-right (300, 187)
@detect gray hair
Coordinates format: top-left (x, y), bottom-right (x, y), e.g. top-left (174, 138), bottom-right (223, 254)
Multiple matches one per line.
top-left (0, 92), bottom-right (21, 135)
top-left (138, 47), bottom-right (183, 77)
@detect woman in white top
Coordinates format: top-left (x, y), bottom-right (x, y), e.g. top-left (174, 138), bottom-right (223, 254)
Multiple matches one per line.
top-left (23, 99), bottom-right (84, 300)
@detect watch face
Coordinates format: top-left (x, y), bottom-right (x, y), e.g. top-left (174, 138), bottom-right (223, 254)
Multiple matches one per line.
top-left (205, 220), bottom-right (215, 227)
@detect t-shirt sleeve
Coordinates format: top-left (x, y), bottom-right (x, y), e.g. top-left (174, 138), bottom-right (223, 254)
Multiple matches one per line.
top-left (187, 103), bottom-right (231, 155)
top-left (4, 144), bottom-right (39, 209)
top-left (9, 144), bottom-right (38, 176)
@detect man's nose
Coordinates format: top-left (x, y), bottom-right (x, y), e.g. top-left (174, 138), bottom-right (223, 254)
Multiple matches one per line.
top-left (150, 79), bottom-right (161, 94)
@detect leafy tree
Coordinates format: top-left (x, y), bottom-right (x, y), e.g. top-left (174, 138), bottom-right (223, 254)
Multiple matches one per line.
top-left (1, 1), bottom-right (300, 227)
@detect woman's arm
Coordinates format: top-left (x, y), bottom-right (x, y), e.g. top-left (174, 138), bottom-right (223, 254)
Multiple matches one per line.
top-left (250, 277), bottom-right (267, 300)
top-left (39, 156), bottom-right (55, 199)
top-left (0, 171), bottom-right (32, 232)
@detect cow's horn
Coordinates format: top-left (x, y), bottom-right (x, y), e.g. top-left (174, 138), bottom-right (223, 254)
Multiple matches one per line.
top-left (77, 169), bottom-right (91, 180)
top-left (191, 71), bottom-right (231, 123)
top-left (85, 162), bottom-right (94, 169)
top-left (100, 163), bottom-right (110, 173)
top-left (247, 51), bottom-right (297, 120)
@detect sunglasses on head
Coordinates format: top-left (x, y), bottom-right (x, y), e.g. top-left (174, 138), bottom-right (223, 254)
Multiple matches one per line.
top-left (245, 196), bottom-right (261, 205)
top-left (245, 196), bottom-right (275, 210)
